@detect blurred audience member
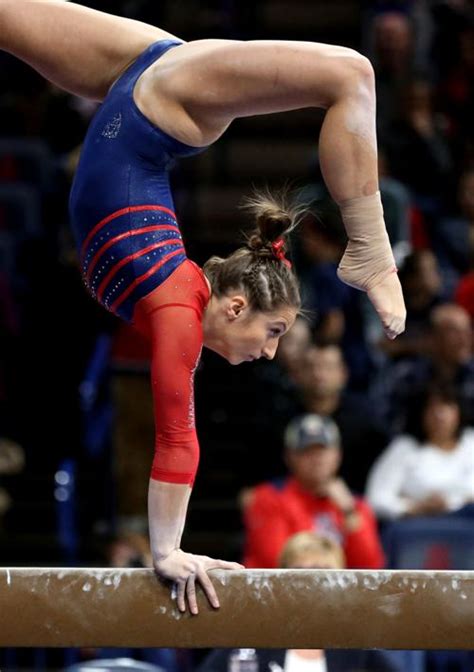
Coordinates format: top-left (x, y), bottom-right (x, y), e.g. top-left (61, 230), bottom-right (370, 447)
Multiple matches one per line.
top-left (0, 437), bottom-right (24, 523)
top-left (276, 316), bottom-right (312, 384)
top-left (435, 13), bottom-right (474, 168)
top-left (455, 269), bottom-right (474, 320)
top-left (366, 383), bottom-right (473, 521)
top-left (372, 303), bottom-right (474, 432)
top-left (200, 531), bottom-right (417, 672)
top-left (0, 437), bottom-right (24, 474)
top-left (278, 529), bottom-right (345, 569)
top-left (383, 78), bottom-right (452, 212)
top-left (378, 150), bottom-right (411, 251)
top-left (433, 168), bottom-right (474, 294)
top-left (107, 532), bottom-right (152, 569)
top-left (251, 317), bottom-right (311, 451)
top-left (300, 345), bottom-right (389, 492)
top-left (242, 414), bottom-right (384, 569)
top-left (368, 11), bottom-right (416, 133)
top-left (298, 204), bottom-right (375, 390)
top-left (0, 59), bottom-right (89, 155)
top-left (378, 250), bottom-right (445, 360)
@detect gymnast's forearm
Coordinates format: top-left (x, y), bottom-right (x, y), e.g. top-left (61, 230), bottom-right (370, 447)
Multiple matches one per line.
top-left (148, 479), bottom-right (192, 559)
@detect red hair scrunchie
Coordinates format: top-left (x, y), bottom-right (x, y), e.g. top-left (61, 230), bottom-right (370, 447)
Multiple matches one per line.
top-left (271, 238), bottom-right (292, 268)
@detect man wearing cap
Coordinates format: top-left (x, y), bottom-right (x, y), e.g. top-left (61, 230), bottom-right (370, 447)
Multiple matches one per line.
top-left (242, 414), bottom-right (385, 569)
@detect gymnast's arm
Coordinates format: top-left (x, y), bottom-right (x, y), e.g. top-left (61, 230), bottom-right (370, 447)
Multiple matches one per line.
top-left (142, 305), bottom-right (243, 614)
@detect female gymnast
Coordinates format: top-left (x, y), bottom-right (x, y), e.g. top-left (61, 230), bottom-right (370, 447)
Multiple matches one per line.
top-left (1, 0), bottom-right (406, 614)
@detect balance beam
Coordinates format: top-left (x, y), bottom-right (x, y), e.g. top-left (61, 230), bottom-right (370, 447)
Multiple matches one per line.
top-left (0, 568), bottom-right (473, 649)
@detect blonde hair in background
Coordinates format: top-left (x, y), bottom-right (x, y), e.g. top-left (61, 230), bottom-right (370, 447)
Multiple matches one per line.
top-left (278, 531), bottom-right (346, 569)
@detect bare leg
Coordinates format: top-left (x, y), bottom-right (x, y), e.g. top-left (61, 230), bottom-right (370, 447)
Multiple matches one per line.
top-left (153, 39), bottom-right (405, 336)
top-left (317, 62), bottom-right (378, 202)
top-left (154, 41), bottom-right (378, 201)
top-left (0, 0), bottom-right (182, 100)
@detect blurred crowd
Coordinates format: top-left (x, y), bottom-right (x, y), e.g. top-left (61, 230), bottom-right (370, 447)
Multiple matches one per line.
top-left (0, 0), bottom-right (473, 670)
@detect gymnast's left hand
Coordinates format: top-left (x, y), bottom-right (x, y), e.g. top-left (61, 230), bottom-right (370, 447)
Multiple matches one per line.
top-left (154, 549), bottom-right (244, 615)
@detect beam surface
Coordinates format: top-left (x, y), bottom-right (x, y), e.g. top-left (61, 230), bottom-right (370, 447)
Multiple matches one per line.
top-left (0, 568), bottom-right (473, 649)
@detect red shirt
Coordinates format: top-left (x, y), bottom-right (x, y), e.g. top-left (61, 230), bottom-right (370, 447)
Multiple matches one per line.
top-left (243, 477), bottom-right (385, 569)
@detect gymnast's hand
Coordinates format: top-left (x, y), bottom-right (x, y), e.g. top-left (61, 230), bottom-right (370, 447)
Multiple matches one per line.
top-left (367, 272), bottom-right (406, 340)
top-left (154, 549), bottom-right (244, 615)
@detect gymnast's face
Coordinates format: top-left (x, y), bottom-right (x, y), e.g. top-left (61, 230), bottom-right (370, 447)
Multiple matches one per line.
top-left (203, 293), bottom-right (297, 365)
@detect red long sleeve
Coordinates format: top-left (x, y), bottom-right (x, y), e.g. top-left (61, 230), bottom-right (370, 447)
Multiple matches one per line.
top-left (342, 498), bottom-right (385, 568)
top-left (243, 478), bottom-right (385, 569)
top-left (133, 260), bottom-right (209, 486)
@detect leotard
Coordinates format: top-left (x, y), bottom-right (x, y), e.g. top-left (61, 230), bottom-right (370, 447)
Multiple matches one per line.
top-left (69, 39), bottom-right (210, 485)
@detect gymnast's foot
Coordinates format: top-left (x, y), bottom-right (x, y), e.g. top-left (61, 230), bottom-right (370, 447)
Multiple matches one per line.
top-left (367, 272), bottom-right (406, 340)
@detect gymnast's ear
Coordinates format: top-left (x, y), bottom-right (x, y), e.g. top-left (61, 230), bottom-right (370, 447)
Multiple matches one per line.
top-left (225, 294), bottom-right (249, 320)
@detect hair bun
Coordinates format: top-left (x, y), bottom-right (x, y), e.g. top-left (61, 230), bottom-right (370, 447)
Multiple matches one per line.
top-left (241, 186), bottom-right (305, 250)
top-left (246, 233), bottom-right (274, 257)
top-left (256, 207), bottom-right (292, 235)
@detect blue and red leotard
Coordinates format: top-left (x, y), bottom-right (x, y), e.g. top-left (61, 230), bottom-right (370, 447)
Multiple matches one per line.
top-left (69, 39), bottom-right (209, 486)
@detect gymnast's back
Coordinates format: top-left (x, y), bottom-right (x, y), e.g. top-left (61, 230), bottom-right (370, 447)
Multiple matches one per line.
top-left (69, 39), bottom-right (207, 322)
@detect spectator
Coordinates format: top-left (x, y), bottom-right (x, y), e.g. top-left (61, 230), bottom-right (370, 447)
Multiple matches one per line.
top-left (276, 316), bottom-right (312, 382)
top-left (107, 532), bottom-right (153, 569)
top-left (278, 529), bottom-right (345, 569)
top-left (368, 11), bottom-right (417, 133)
top-left (435, 13), bottom-right (474, 170)
top-left (455, 269), bottom-right (474, 319)
top-left (249, 317), bottom-right (312, 466)
top-left (433, 168), bottom-right (474, 294)
top-left (366, 383), bottom-right (474, 521)
top-left (378, 149), bottom-right (411, 250)
top-left (295, 201), bottom-right (375, 390)
top-left (199, 531), bottom-right (419, 672)
top-left (242, 414), bottom-right (385, 569)
top-left (299, 344), bottom-right (389, 492)
top-left (0, 437), bottom-right (24, 525)
top-left (372, 302), bottom-right (474, 431)
top-left (383, 78), bottom-right (453, 212)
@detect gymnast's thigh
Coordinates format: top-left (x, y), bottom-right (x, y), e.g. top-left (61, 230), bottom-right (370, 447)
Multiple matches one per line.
top-left (0, 0), bottom-right (183, 100)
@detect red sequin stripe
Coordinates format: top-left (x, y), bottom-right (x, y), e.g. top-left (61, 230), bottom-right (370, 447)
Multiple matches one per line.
top-left (85, 224), bottom-right (180, 283)
top-left (80, 205), bottom-right (177, 258)
top-left (109, 248), bottom-right (184, 313)
top-left (96, 238), bottom-right (183, 302)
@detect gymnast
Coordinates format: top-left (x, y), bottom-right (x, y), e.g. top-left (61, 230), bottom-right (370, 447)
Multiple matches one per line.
top-left (1, 0), bottom-right (406, 614)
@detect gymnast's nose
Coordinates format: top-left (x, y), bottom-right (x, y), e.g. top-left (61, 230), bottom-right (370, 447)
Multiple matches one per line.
top-left (262, 341), bottom-right (278, 360)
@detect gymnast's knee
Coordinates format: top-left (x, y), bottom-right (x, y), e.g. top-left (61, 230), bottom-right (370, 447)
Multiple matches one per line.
top-left (336, 49), bottom-right (375, 102)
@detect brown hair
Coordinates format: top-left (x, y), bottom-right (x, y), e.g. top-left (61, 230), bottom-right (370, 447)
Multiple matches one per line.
top-left (203, 187), bottom-right (305, 313)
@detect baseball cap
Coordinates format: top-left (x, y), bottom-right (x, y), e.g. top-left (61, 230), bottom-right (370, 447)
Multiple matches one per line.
top-left (284, 414), bottom-right (340, 451)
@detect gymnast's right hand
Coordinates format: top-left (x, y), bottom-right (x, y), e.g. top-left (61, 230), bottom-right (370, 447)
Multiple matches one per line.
top-left (154, 549), bottom-right (244, 615)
